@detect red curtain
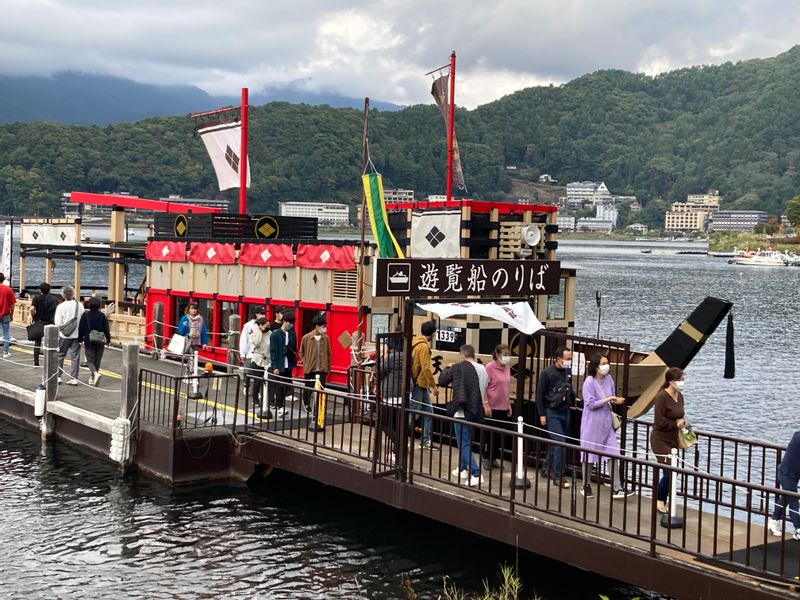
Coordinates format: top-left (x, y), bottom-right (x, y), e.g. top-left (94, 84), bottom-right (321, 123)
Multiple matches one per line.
top-left (145, 241), bottom-right (186, 262)
top-left (238, 243), bottom-right (294, 267)
top-left (188, 242), bottom-right (236, 264)
top-left (296, 244), bottom-right (355, 270)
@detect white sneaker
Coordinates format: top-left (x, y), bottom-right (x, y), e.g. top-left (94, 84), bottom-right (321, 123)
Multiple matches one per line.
top-left (275, 407), bottom-right (287, 418)
top-left (768, 518), bottom-right (783, 536)
top-left (468, 475), bottom-right (484, 487)
top-left (67, 379), bottom-right (79, 386)
top-left (2, 353), bottom-right (10, 359)
top-left (451, 468), bottom-right (468, 479)
top-left (93, 374), bottom-right (101, 387)
top-left (794, 530), bottom-right (800, 541)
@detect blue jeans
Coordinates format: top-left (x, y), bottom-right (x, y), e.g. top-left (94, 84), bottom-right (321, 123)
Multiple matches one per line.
top-left (658, 470), bottom-right (671, 502)
top-left (771, 469), bottom-right (800, 529)
top-left (546, 408), bottom-right (570, 480)
top-left (1, 314), bottom-right (9, 354)
top-left (410, 385), bottom-right (433, 444)
top-left (454, 421), bottom-right (479, 477)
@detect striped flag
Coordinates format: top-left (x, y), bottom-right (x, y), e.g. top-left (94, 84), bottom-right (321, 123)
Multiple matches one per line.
top-left (315, 374), bottom-right (327, 429)
top-left (362, 172), bottom-right (405, 258)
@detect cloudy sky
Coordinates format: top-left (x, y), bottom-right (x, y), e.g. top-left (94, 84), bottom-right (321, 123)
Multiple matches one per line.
top-left (1, 0), bottom-right (798, 108)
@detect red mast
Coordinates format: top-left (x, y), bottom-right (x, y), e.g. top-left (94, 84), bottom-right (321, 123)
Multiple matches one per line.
top-left (446, 51), bottom-right (456, 202)
top-left (239, 87), bottom-right (249, 214)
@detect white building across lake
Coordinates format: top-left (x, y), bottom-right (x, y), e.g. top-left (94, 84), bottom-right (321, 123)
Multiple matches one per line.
top-left (279, 201), bottom-right (350, 225)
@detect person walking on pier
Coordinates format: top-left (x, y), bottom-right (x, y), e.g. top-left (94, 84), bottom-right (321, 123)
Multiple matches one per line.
top-left (483, 343), bottom-right (512, 470)
top-left (579, 353), bottom-right (630, 499)
top-left (411, 320), bottom-right (439, 450)
top-left (78, 296), bottom-right (110, 386)
top-left (0, 273), bottom-right (16, 359)
top-left (249, 316), bottom-right (272, 420)
top-left (54, 285), bottom-right (84, 386)
top-left (29, 282), bottom-right (58, 367)
top-left (536, 346), bottom-right (576, 488)
top-left (240, 306), bottom-right (266, 399)
top-left (439, 344), bottom-right (487, 486)
top-left (650, 367), bottom-right (686, 514)
top-left (177, 302), bottom-right (208, 352)
top-left (299, 314), bottom-right (331, 430)
top-left (269, 310), bottom-right (297, 418)
top-left (768, 430), bottom-right (800, 540)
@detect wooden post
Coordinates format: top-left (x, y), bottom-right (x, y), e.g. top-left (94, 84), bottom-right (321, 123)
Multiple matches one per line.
top-left (108, 208), bottom-right (125, 302)
top-left (41, 324), bottom-right (59, 440)
top-left (18, 255), bottom-right (25, 296)
top-left (74, 220), bottom-right (81, 293)
top-left (120, 343), bottom-right (138, 420)
top-left (227, 314), bottom-right (241, 375)
top-left (45, 250), bottom-right (53, 285)
top-left (153, 302), bottom-right (164, 352)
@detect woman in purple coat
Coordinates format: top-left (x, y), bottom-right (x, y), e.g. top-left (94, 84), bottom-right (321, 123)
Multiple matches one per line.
top-left (579, 353), bottom-right (631, 499)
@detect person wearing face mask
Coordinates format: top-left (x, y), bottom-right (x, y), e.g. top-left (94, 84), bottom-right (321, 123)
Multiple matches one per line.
top-left (299, 313), bottom-right (331, 429)
top-left (482, 343), bottom-right (512, 470)
top-left (535, 346), bottom-right (576, 488)
top-left (268, 310), bottom-right (297, 418)
top-left (579, 353), bottom-right (631, 499)
top-left (650, 367), bottom-right (686, 514)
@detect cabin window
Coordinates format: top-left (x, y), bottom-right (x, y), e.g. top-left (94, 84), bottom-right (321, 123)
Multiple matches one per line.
top-left (220, 301), bottom-right (239, 343)
top-left (546, 277), bottom-right (566, 320)
top-left (371, 314), bottom-right (390, 340)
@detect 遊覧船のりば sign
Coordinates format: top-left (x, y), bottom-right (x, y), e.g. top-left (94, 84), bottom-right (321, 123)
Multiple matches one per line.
top-left (373, 258), bottom-right (560, 297)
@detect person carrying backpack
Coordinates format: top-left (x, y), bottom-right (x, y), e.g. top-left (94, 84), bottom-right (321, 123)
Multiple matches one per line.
top-left (535, 346), bottom-right (577, 488)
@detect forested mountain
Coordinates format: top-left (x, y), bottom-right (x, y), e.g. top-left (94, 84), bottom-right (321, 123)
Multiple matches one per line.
top-left (2, 47), bottom-right (800, 222)
top-left (0, 72), bottom-right (403, 126)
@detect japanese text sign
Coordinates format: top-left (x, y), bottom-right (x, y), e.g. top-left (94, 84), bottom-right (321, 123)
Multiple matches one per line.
top-left (373, 258), bottom-right (560, 297)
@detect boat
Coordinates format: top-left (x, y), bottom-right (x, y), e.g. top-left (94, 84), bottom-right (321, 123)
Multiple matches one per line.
top-left (640, 248), bottom-right (652, 254)
top-left (730, 249), bottom-right (787, 266)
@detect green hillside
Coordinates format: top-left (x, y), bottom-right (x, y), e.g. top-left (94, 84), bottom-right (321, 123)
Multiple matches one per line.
top-left (3, 46), bottom-right (800, 222)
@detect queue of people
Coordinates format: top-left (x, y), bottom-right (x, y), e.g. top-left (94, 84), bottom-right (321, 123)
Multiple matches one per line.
top-left (21, 283), bottom-right (112, 386)
top-left (238, 306), bottom-right (331, 429)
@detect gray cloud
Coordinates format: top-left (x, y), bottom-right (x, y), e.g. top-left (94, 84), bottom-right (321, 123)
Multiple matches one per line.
top-left (0, 0), bottom-right (798, 107)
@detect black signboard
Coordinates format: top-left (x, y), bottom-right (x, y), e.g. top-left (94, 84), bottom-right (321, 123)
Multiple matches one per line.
top-left (435, 326), bottom-right (467, 353)
top-left (374, 258), bottom-right (560, 297)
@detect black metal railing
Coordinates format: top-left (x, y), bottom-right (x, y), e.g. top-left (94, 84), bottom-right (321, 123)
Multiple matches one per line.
top-left (137, 368), bottom-right (241, 438)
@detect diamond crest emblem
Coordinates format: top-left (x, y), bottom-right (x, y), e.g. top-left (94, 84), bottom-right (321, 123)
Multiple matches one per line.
top-left (206, 247), bottom-right (217, 260)
top-left (260, 248), bottom-right (272, 262)
top-left (161, 246), bottom-right (170, 257)
top-left (425, 226), bottom-right (445, 248)
top-left (320, 250), bottom-right (331, 263)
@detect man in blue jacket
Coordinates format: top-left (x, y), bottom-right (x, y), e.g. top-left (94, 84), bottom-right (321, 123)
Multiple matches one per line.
top-left (269, 310), bottom-right (297, 418)
top-left (768, 430), bottom-right (800, 540)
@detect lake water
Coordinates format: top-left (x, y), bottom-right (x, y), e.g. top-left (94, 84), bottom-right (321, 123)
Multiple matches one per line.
top-left (1, 238), bottom-right (796, 598)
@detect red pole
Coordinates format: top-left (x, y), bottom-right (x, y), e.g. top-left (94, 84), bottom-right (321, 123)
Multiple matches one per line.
top-left (446, 51), bottom-right (456, 202)
top-left (239, 87), bottom-right (249, 214)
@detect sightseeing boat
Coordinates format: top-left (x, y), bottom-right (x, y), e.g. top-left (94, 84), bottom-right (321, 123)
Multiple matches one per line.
top-left (731, 249), bottom-right (787, 266)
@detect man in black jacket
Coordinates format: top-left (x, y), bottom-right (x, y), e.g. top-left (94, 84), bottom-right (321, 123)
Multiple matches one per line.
top-left (29, 282), bottom-right (58, 367)
top-left (438, 344), bottom-right (488, 487)
top-left (535, 346), bottom-right (576, 488)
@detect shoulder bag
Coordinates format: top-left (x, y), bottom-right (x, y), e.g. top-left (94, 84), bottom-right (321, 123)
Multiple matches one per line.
top-left (59, 301), bottom-right (80, 336)
top-left (592, 377), bottom-right (621, 430)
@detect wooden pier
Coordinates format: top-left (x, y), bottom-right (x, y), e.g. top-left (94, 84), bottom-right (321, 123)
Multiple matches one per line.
top-left (0, 322), bottom-right (797, 600)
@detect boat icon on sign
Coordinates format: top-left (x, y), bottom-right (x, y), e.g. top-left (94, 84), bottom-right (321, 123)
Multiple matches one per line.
top-left (389, 272), bottom-right (409, 284)
top-left (385, 262), bottom-right (411, 293)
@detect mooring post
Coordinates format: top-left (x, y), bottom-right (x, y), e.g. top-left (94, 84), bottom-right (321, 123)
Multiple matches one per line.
top-left (40, 324), bottom-right (59, 440)
top-left (227, 314), bottom-right (240, 375)
top-left (153, 302), bottom-right (164, 356)
top-left (110, 343), bottom-right (138, 470)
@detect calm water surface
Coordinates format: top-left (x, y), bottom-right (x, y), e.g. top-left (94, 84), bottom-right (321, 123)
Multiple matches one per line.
top-left (1, 238), bottom-right (796, 598)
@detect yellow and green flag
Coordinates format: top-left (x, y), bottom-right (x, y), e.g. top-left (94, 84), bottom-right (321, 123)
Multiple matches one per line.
top-left (362, 172), bottom-right (405, 258)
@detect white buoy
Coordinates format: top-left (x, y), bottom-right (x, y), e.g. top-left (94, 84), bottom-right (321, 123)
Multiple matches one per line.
top-left (34, 383), bottom-right (46, 417)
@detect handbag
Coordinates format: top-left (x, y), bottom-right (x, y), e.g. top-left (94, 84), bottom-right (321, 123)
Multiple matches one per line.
top-left (678, 422), bottom-right (698, 450)
top-left (89, 330), bottom-right (106, 344)
top-left (167, 333), bottom-right (189, 355)
top-left (26, 321), bottom-right (45, 341)
top-left (610, 410), bottom-right (622, 431)
top-left (59, 301), bottom-right (80, 336)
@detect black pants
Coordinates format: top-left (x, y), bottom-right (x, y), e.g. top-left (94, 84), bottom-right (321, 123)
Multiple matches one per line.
top-left (304, 371), bottom-right (327, 416)
top-left (32, 320), bottom-right (53, 366)
top-left (244, 359), bottom-right (266, 407)
top-left (270, 369), bottom-right (293, 409)
top-left (483, 409), bottom-right (512, 462)
top-left (380, 401), bottom-right (400, 451)
top-left (84, 342), bottom-right (105, 375)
